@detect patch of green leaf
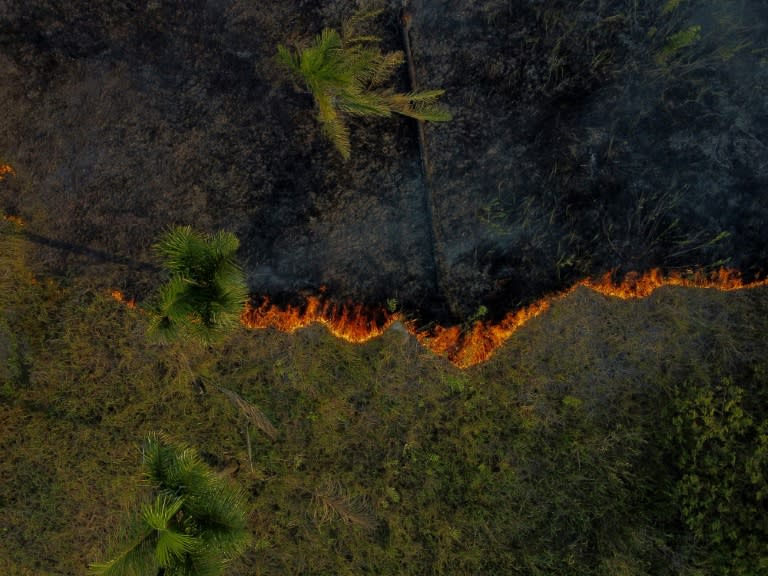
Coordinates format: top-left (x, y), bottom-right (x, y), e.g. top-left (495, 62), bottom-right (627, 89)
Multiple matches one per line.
top-left (277, 9), bottom-right (451, 159)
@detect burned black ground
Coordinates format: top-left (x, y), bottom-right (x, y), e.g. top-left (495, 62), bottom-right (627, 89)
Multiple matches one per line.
top-left (1, 0), bottom-right (766, 323)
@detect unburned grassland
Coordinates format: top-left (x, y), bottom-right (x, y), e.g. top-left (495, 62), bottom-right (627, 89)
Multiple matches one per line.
top-left (1, 221), bottom-right (767, 574)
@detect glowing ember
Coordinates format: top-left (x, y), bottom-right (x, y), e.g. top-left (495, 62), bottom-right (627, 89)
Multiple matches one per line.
top-left (0, 164), bottom-right (14, 180)
top-left (111, 268), bottom-right (768, 368)
top-left (2, 214), bottom-right (25, 227)
top-left (110, 289), bottom-right (136, 309)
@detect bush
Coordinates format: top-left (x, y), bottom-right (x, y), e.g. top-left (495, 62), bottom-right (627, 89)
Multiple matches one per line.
top-left (671, 374), bottom-right (768, 574)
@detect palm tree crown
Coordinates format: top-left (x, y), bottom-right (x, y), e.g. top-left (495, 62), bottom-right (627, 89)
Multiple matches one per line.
top-left (277, 10), bottom-right (452, 159)
top-left (89, 433), bottom-right (249, 576)
top-left (149, 226), bottom-right (249, 346)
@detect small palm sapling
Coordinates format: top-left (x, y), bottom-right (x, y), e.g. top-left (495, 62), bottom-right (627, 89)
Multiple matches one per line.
top-left (278, 10), bottom-right (451, 159)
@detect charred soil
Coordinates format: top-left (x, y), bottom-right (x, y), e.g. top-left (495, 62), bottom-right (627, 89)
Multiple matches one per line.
top-left (1, 0), bottom-right (767, 324)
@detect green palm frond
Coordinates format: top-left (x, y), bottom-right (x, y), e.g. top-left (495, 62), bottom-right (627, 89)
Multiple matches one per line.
top-left (95, 434), bottom-right (250, 575)
top-left (336, 88), bottom-right (392, 117)
top-left (172, 448), bottom-right (212, 495)
top-left (212, 258), bottom-right (249, 302)
top-left (155, 526), bottom-right (198, 567)
top-left (146, 315), bottom-right (182, 347)
top-left (368, 50), bottom-right (405, 88)
top-left (140, 432), bottom-right (165, 476)
top-left (209, 230), bottom-right (239, 260)
top-left (398, 89), bottom-right (447, 104)
top-left (147, 276), bottom-right (194, 343)
top-left (387, 90), bottom-right (453, 122)
top-left (299, 28), bottom-right (347, 90)
top-left (315, 26), bottom-right (343, 55)
top-left (187, 488), bottom-right (249, 557)
top-left (276, 44), bottom-right (301, 75)
top-left (158, 276), bottom-right (195, 314)
top-left (142, 433), bottom-right (204, 491)
top-left (342, 44), bottom-right (383, 86)
top-left (149, 227), bottom-right (248, 345)
top-left (341, 8), bottom-right (384, 45)
top-left (149, 445), bottom-right (208, 496)
top-left (154, 226), bottom-right (207, 277)
top-left (316, 91), bottom-right (352, 159)
top-left (172, 553), bottom-right (222, 576)
top-left (142, 496), bottom-right (185, 530)
top-left (145, 496), bottom-right (199, 568)
top-left (88, 525), bottom-right (156, 576)
top-left (277, 9), bottom-right (451, 159)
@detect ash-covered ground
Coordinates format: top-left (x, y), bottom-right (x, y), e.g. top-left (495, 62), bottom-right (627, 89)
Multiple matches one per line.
top-left (1, 0), bottom-right (766, 323)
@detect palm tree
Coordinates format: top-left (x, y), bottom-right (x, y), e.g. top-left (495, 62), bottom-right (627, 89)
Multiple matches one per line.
top-left (89, 433), bottom-right (249, 576)
top-left (277, 10), bottom-right (452, 159)
top-left (146, 227), bottom-right (276, 461)
top-left (148, 226), bottom-right (249, 346)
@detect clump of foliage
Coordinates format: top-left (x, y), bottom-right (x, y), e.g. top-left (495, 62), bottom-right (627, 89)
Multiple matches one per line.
top-left (655, 24), bottom-right (702, 65)
top-left (669, 374), bottom-right (768, 574)
top-left (647, 1), bottom-right (749, 75)
top-left (89, 433), bottom-right (249, 576)
top-left (277, 10), bottom-right (452, 159)
top-left (148, 226), bottom-right (248, 346)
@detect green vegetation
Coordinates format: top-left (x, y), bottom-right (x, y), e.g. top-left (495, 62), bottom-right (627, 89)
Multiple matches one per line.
top-left (148, 226), bottom-right (248, 346)
top-left (277, 10), bottom-right (451, 159)
top-left (655, 25), bottom-right (702, 65)
top-left (146, 226), bottom-right (274, 468)
top-left (89, 433), bottom-right (248, 576)
top-left (670, 376), bottom-right (768, 574)
top-left (2, 217), bottom-right (768, 575)
top-left (647, 1), bottom-right (754, 77)
top-left (662, 0), bottom-right (682, 15)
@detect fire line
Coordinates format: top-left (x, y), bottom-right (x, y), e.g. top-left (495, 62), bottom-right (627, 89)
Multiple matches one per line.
top-left (5, 163), bottom-right (764, 367)
top-left (240, 268), bottom-right (768, 368)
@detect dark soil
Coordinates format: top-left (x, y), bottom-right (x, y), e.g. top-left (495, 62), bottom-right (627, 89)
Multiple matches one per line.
top-left (1, 0), bottom-right (767, 324)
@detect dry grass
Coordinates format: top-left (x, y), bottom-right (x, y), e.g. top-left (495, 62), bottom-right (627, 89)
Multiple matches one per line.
top-left (2, 227), bottom-right (768, 574)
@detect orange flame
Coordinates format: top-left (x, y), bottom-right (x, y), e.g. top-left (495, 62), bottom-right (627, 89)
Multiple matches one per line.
top-left (241, 268), bottom-right (768, 368)
top-left (428, 268), bottom-right (768, 367)
top-left (111, 268), bottom-right (768, 368)
top-left (417, 299), bottom-right (552, 368)
top-left (580, 268), bottom-right (755, 299)
top-left (110, 290), bottom-right (136, 309)
top-left (241, 296), bottom-right (400, 343)
top-left (0, 164), bottom-right (14, 180)
top-left (2, 214), bottom-right (24, 227)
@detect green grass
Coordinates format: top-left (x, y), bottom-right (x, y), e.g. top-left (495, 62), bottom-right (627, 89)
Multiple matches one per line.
top-left (2, 224), bottom-right (768, 574)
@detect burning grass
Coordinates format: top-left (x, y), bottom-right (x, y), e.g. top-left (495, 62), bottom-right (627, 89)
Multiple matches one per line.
top-left (240, 268), bottom-right (768, 368)
top-left (242, 296), bottom-right (400, 343)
